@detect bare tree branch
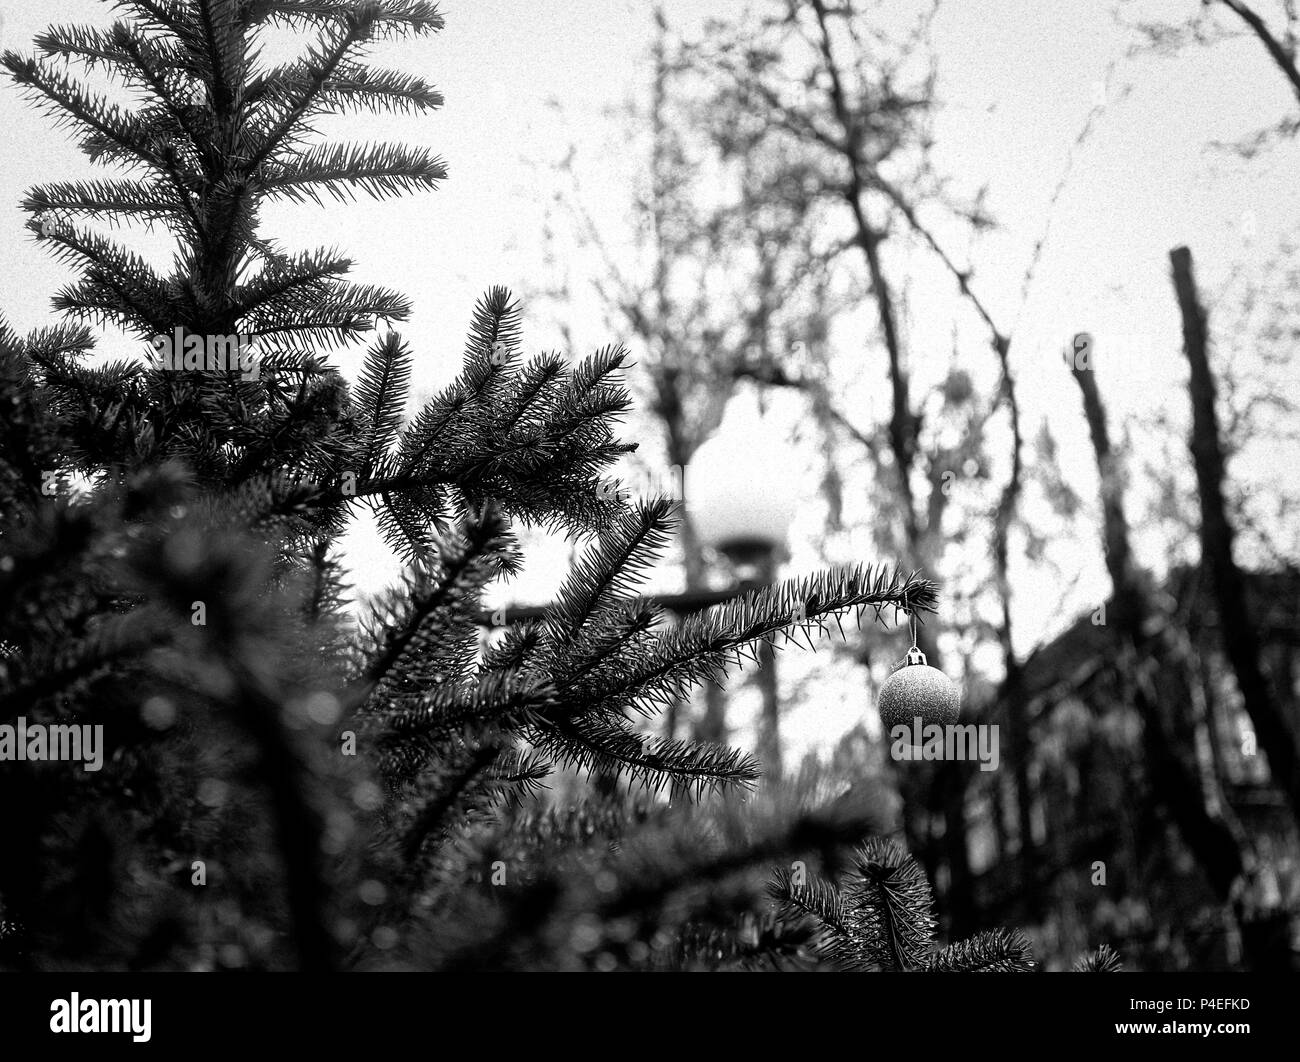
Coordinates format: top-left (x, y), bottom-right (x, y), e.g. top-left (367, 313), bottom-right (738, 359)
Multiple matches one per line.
top-left (1219, 0), bottom-right (1300, 105)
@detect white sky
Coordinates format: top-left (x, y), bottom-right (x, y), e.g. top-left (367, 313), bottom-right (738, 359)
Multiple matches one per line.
top-left (1, 0), bottom-right (1296, 760)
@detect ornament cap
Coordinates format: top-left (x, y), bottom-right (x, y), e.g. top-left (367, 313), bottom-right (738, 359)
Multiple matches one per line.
top-left (902, 646), bottom-right (927, 667)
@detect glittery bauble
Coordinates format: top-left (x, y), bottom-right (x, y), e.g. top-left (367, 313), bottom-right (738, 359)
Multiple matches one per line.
top-left (877, 653), bottom-right (960, 730)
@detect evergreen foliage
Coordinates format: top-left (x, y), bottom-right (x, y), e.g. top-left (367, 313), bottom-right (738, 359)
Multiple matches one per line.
top-left (769, 839), bottom-right (1036, 972)
top-left (1073, 944), bottom-right (1124, 973)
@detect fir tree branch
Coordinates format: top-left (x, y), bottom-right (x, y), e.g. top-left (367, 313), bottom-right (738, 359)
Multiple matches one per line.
top-left (351, 506), bottom-right (518, 703)
top-left (566, 566), bottom-right (937, 721)
top-left (1, 55), bottom-right (160, 171)
top-left (244, 17), bottom-right (369, 174)
top-left (372, 670), bottom-right (554, 780)
top-left (258, 142), bottom-right (448, 205)
top-left (543, 497), bottom-right (678, 640)
top-left (258, 0), bottom-right (446, 38)
top-left (924, 928), bottom-right (1035, 972)
top-left (353, 331), bottom-right (414, 479)
top-left (398, 739), bottom-right (504, 863)
top-left (767, 865), bottom-right (864, 969)
top-left (532, 714), bottom-right (760, 796)
top-left (1072, 944), bottom-right (1123, 972)
top-left (843, 839), bottom-right (937, 971)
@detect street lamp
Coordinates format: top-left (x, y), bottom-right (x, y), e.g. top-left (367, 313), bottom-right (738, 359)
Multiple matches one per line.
top-left (684, 388), bottom-right (801, 776)
top-left (685, 389), bottom-right (800, 569)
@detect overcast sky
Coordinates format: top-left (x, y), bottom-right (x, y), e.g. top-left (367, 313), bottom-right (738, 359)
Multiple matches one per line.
top-left (2, 0), bottom-right (1296, 756)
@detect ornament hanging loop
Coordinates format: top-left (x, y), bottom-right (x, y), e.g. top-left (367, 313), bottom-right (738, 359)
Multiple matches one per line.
top-left (897, 608), bottom-right (927, 667)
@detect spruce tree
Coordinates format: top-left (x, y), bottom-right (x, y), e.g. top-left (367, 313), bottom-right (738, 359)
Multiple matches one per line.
top-left (0, 0), bottom-right (1046, 972)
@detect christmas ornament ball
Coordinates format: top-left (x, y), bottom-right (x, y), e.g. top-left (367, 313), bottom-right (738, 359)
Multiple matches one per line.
top-left (877, 650), bottom-right (960, 729)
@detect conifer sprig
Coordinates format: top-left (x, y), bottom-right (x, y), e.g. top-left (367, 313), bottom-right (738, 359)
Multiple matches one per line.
top-left (556, 565), bottom-right (937, 723)
top-left (768, 840), bottom-right (1038, 973)
top-left (1072, 944), bottom-right (1123, 972)
top-left (354, 504), bottom-right (520, 703)
top-left (924, 928), bottom-right (1036, 972)
top-left (847, 838), bottom-right (938, 971)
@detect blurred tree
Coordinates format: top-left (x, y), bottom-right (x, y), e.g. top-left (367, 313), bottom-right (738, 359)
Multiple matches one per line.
top-left (1066, 297), bottom-right (1299, 968)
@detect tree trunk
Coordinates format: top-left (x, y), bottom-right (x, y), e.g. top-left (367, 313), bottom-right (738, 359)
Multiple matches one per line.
top-left (1070, 358), bottom-right (1264, 960)
top-left (1171, 245), bottom-right (1300, 831)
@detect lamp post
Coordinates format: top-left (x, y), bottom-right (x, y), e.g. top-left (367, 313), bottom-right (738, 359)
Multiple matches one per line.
top-left (683, 390), bottom-right (800, 777)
